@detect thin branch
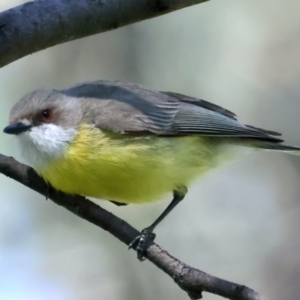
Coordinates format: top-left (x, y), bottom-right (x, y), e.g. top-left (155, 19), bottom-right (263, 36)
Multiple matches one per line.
top-left (0, 0), bottom-right (207, 68)
top-left (0, 154), bottom-right (268, 300)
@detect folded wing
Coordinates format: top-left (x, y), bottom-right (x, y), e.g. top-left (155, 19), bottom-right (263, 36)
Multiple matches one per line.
top-left (64, 80), bottom-right (283, 142)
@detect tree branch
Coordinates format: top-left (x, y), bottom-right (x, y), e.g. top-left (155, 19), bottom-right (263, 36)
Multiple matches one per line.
top-left (0, 0), bottom-right (207, 68)
top-left (0, 153), bottom-right (268, 300)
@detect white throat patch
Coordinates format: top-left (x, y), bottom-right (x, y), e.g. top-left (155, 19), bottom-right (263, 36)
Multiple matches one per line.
top-left (17, 123), bottom-right (77, 171)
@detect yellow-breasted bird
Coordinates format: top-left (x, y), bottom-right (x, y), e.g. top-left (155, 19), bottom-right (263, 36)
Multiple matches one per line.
top-left (3, 80), bottom-right (300, 260)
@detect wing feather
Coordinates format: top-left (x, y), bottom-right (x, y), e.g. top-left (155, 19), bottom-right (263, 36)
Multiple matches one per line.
top-left (63, 80), bottom-right (282, 142)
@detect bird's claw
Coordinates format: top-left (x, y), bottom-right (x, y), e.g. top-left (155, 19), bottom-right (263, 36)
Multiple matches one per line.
top-left (128, 227), bottom-right (156, 261)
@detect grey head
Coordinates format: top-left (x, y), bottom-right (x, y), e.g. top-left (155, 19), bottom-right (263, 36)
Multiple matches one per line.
top-left (4, 88), bottom-right (82, 135)
top-left (3, 88), bottom-right (83, 170)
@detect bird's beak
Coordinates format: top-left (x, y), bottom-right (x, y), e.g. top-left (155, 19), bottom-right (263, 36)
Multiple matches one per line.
top-left (3, 122), bottom-right (32, 135)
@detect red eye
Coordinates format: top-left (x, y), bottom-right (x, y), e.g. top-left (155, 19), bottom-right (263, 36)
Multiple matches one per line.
top-left (42, 109), bottom-right (52, 121)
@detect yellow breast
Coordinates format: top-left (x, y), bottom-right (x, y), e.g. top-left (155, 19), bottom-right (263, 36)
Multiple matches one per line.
top-left (38, 124), bottom-right (220, 203)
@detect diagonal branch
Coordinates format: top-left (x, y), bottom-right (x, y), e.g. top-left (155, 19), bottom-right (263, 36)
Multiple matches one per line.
top-left (0, 0), bottom-right (207, 68)
top-left (0, 153), bottom-right (268, 300)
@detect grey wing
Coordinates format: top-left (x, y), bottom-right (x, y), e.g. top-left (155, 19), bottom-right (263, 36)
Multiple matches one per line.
top-left (173, 104), bottom-right (282, 140)
top-left (163, 91), bottom-right (282, 140)
top-left (66, 81), bottom-right (178, 135)
top-left (65, 80), bottom-right (282, 142)
top-left (161, 91), bottom-right (238, 120)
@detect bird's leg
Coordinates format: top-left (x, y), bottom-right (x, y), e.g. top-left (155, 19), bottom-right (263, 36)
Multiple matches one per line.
top-left (129, 186), bottom-right (187, 261)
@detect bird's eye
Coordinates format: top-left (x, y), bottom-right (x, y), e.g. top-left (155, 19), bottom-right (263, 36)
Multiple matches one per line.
top-left (41, 109), bottom-right (52, 121)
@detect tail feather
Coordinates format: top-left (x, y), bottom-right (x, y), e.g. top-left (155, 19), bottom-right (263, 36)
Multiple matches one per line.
top-left (259, 143), bottom-right (300, 155)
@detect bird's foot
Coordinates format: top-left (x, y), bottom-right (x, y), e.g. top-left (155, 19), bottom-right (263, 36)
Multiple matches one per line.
top-left (128, 227), bottom-right (156, 261)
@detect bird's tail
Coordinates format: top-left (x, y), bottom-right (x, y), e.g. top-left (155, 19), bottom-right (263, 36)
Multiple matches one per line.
top-left (258, 143), bottom-right (300, 156)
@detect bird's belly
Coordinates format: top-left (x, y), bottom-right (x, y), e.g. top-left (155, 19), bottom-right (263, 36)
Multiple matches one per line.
top-left (39, 148), bottom-right (207, 204)
top-left (37, 125), bottom-right (251, 204)
top-left (41, 161), bottom-right (181, 204)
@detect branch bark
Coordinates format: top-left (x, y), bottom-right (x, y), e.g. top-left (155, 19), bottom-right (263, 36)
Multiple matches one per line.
top-left (0, 0), bottom-right (207, 68)
top-left (0, 154), bottom-right (268, 300)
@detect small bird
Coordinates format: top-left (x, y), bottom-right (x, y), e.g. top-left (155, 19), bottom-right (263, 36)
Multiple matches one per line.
top-left (3, 80), bottom-right (300, 260)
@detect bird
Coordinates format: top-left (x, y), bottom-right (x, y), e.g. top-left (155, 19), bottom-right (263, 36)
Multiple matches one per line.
top-left (3, 80), bottom-right (300, 260)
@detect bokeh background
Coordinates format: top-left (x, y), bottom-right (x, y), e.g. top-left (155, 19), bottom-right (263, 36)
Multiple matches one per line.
top-left (0, 0), bottom-right (300, 299)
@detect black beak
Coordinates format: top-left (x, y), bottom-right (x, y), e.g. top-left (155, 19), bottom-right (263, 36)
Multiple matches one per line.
top-left (3, 122), bottom-right (32, 135)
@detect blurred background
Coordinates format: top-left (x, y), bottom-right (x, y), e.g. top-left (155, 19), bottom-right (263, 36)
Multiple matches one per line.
top-left (0, 0), bottom-right (300, 299)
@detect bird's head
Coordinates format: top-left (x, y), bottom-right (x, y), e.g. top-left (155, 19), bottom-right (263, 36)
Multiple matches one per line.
top-left (3, 89), bottom-right (81, 169)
